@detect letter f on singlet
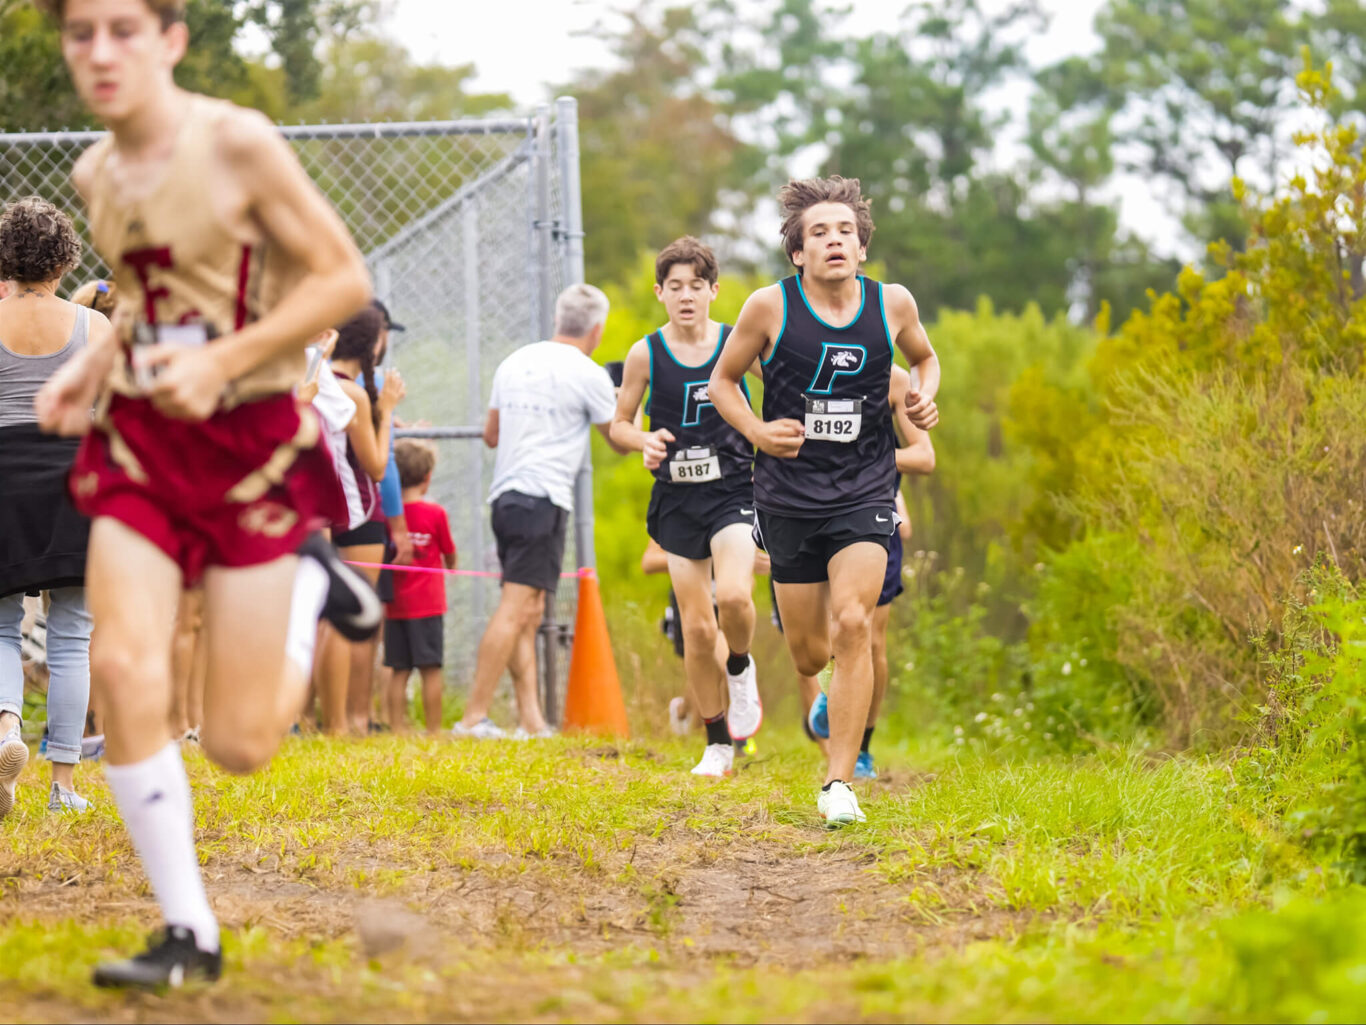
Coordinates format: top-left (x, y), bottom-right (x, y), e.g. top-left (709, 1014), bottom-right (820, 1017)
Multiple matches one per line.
top-left (681, 380), bottom-right (713, 427)
top-left (807, 342), bottom-right (867, 395)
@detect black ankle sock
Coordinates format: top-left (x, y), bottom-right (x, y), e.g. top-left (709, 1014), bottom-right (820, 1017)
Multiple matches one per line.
top-left (704, 714), bottom-right (730, 747)
top-left (821, 780), bottom-right (847, 792)
top-left (725, 651), bottom-right (749, 675)
top-left (861, 727), bottom-right (874, 754)
top-left (802, 714), bottom-right (817, 742)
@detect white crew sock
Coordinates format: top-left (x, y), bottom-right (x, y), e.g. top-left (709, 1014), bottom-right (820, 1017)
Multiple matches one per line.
top-left (285, 557), bottom-right (330, 677)
top-left (103, 743), bottom-right (220, 952)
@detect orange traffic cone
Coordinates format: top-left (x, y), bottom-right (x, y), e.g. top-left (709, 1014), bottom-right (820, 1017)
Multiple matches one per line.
top-left (562, 568), bottom-right (630, 737)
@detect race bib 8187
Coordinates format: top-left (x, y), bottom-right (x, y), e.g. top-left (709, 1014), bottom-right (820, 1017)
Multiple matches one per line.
top-left (668, 445), bottom-right (722, 483)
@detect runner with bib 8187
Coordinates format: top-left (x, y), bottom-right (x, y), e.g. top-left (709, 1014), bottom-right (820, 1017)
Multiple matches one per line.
top-left (708, 176), bottom-right (940, 828)
top-left (610, 237), bottom-right (764, 779)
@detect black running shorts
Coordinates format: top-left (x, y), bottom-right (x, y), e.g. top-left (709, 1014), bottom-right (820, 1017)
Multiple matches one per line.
top-left (877, 531), bottom-right (905, 607)
top-left (491, 490), bottom-right (568, 593)
top-left (646, 478), bottom-right (755, 562)
top-left (383, 614), bottom-right (444, 670)
top-left (754, 505), bottom-right (895, 585)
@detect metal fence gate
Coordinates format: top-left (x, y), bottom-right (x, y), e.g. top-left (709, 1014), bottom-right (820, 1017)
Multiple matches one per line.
top-left (0, 97), bottom-right (590, 724)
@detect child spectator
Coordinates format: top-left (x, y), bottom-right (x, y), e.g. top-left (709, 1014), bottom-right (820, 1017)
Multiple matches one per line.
top-left (383, 439), bottom-right (455, 733)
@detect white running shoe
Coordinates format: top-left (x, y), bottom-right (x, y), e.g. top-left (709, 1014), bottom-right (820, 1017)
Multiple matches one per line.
top-left (817, 780), bottom-right (866, 827)
top-left (690, 743), bottom-right (734, 777)
top-left (451, 718), bottom-right (506, 740)
top-left (0, 726), bottom-right (29, 820)
top-left (510, 726), bottom-right (556, 740)
top-left (725, 657), bottom-right (763, 740)
top-left (668, 696), bottom-right (690, 736)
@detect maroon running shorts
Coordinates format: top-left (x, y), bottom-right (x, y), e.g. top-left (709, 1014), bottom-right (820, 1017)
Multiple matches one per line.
top-left (70, 392), bottom-right (346, 585)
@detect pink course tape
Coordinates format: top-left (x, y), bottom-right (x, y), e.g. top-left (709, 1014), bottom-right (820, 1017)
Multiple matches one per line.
top-left (345, 561), bottom-right (586, 580)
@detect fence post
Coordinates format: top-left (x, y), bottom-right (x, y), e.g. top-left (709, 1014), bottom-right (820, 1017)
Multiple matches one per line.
top-left (532, 105), bottom-right (562, 723)
top-left (534, 104), bottom-right (555, 341)
top-left (556, 97), bottom-right (596, 577)
top-left (462, 200), bottom-right (487, 625)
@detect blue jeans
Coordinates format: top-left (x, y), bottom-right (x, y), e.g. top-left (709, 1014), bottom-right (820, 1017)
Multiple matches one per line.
top-left (0, 588), bottom-right (92, 765)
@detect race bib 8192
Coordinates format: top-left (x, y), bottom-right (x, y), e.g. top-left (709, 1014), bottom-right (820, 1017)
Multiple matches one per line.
top-left (804, 396), bottom-right (862, 442)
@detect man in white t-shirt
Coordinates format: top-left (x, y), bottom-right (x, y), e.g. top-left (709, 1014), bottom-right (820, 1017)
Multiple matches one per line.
top-left (454, 284), bottom-right (625, 739)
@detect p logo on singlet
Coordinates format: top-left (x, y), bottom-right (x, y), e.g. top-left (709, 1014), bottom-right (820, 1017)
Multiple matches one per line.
top-left (681, 380), bottom-right (713, 427)
top-left (807, 343), bottom-right (868, 395)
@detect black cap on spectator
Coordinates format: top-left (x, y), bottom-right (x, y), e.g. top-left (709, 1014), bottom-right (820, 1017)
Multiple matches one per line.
top-left (372, 298), bottom-right (406, 332)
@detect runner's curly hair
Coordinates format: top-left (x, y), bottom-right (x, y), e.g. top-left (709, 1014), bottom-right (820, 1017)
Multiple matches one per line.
top-left (0, 196), bottom-right (82, 285)
top-left (36, 0), bottom-right (185, 27)
top-left (777, 176), bottom-right (874, 266)
top-left (334, 305), bottom-right (386, 428)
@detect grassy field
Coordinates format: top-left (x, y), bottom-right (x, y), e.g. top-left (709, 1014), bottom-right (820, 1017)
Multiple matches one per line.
top-left (1, 722), bottom-right (1364, 1022)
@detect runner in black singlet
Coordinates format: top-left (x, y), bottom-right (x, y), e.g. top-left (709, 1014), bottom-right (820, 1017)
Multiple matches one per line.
top-left (611, 238), bottom-right (764, 778)
top-left (709, 177), bottom-right (941, 826)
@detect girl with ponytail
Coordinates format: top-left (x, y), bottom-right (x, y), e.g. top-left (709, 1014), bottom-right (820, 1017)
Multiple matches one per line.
top-left (324, 306), bottom-right (405, 732)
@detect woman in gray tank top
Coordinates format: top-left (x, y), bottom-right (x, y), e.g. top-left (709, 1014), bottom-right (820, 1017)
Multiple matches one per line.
top-left (0, 196), bottom-right (114, 816)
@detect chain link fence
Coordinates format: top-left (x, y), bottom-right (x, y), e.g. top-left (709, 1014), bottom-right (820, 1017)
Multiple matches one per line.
top-left (0, 98), bottom-right (589, 723)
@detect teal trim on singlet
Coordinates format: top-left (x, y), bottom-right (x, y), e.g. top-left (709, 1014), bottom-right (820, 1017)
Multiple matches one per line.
top-left (795, 272), bottom-right (866, 331)
top-left (877, 282), bottom-right (894, 355)
top-left (655, 323), bottom-right (727, 370)
top-left (761, 282), bottom-right (788, 368)
top-left (645, 334), bottom-right (655, 419)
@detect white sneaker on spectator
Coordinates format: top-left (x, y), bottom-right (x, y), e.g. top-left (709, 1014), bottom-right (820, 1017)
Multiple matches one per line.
top-left (451, 718), bottom-right (506, 740)
top-left (510, 726), bottom-right (556, 740)
top-left (48, 782), bottom-right (91, 813)
top-left (690, 743), bottom-right (734, 778)
top-left (725, 657), bottom-right (763, 740)
top-left (0, 726), bottom-right (29, 820)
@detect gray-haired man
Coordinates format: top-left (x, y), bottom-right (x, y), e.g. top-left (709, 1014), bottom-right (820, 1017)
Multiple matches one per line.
top-left (455, 284), bottom-right (628, 738)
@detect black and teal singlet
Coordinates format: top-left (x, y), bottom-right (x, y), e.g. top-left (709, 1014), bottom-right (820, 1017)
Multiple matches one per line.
top-left (753, 274), bottom-right (896, 517)
top-left (646, 324), bottom-right (753, 486)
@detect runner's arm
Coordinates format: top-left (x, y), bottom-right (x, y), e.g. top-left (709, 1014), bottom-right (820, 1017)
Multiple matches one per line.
top-left (212, 111), bottom-right (371, 381)
top-left (609, 339), bottom-right (672, 469)
top-left (710, 286), bottom-right (804, 458)
top-left (483, 409), bottom-right (498, 449)
top-left (885, 284), bottom-right (940, 430)
top-left (890, 366), bottom-right (935, 475)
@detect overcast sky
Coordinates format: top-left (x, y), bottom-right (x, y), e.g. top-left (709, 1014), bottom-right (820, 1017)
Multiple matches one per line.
top-left (387, 0), bottom-right (1108, 104)
top-left (382, 0), bottom-right (1187, 256)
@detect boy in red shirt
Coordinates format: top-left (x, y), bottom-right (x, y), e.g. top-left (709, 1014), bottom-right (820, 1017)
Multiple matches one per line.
top-left (383, 440), bottom-right (456, 732)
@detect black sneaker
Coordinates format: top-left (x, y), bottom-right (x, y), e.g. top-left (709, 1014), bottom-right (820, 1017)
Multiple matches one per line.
top-left (92, 926), bottom-right (222, 989)
top-left (297, 533), bottom-right (382, 641)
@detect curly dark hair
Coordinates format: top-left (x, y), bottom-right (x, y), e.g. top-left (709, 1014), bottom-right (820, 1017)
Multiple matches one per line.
top-left (777, 176), bottom-right (874, 266)
top-left (0, 197), bottom-right (83, 285)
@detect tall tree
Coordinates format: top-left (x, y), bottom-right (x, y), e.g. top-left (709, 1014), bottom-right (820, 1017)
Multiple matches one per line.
top-left (297, 37), bottom-right (510, 123)
top-left (567, 5), bottom-right (763, 287)
top-left (817, 0), bottom-right (1081, 317)
top-left (1306, 0), bottom-right (1366, 120)
top-left (1095, 0), bottom-right (1301, 250)
top-left (0, 0), bottom-right (371, 132)
top-left (1026, 55), bottom-right (1177, 320)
